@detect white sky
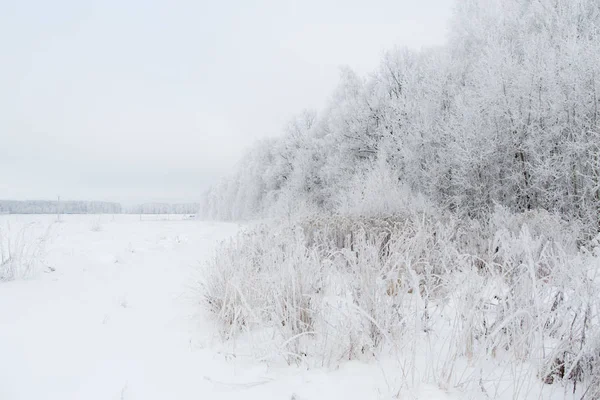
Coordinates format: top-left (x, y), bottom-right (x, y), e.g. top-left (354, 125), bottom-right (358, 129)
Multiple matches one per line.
top-left (0, 0), bottom-right (453, 204)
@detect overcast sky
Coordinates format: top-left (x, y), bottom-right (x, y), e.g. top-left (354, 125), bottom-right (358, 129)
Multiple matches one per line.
top-left (1, 0), bottom-right (453, 204)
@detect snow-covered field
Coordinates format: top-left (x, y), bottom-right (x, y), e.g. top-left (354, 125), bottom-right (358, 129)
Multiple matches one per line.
top-left (0, 214), bottom-right (453, 400)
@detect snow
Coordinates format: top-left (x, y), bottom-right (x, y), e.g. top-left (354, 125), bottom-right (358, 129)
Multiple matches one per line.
top-left (0, 214), bottom-right (451, 400)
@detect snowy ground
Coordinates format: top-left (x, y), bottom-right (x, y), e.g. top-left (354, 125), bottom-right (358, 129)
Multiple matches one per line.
top-left (0, 214), bottom-right (453, 400)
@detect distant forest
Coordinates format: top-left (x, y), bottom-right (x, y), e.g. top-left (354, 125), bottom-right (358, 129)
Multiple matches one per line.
top-left (0, 200), bottom-right (199, 215)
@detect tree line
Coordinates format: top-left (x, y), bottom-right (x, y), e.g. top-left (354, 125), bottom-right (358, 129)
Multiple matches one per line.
top-left (0, 200), bottom-right (199, 215)
top-left (201, 0), bottom-right (600, 237)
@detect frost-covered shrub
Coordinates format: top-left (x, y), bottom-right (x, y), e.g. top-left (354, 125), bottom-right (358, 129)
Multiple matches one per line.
top-left (204, 212), bottom-right (457, 365)
top-left (489, 205), bottom-right (582, 252)
top-left (202, 211), bottom-right (600, 396)
top-left (0, 222), bottom-right (52, 281)
top-left (90, 219), bottom-right (103, 232)
top-left (335, 159), bottom-right (433, 218)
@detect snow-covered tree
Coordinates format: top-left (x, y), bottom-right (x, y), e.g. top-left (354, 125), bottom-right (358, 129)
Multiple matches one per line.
top-left (201, 0), bottom-right (600, 235)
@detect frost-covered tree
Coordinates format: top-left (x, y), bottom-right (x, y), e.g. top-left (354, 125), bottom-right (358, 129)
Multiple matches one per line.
top-left (201, 0), bottom-right (600, 235)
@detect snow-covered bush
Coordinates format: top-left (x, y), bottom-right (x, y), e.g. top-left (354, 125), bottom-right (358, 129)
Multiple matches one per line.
top-left (202, 211), bottom-right (600, 396)
top-left (90, 219), bottom-right (103, 232)
top-left (0, 222), bottom-right (52, 281)
top-left (335, 158), bottom-right (432, 218)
